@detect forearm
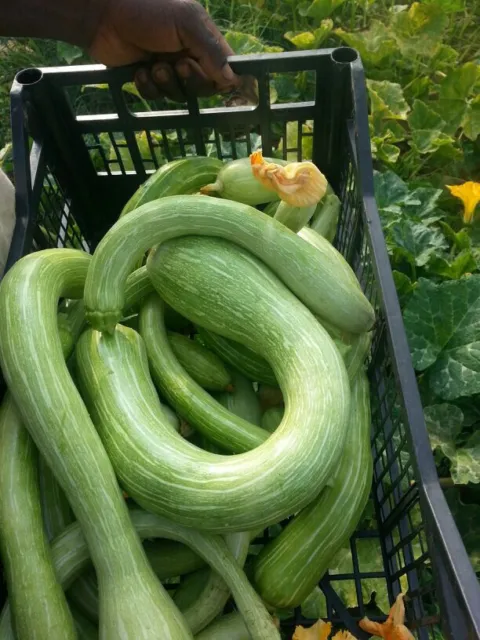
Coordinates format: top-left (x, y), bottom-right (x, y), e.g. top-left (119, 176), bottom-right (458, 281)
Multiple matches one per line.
top-left (0, 0), bottom-right (107, 48)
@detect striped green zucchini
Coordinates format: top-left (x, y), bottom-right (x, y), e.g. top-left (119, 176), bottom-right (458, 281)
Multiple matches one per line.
top-left (2, 510), bottom-right (279, 640)
top-left (308, 193), bottom-right (341, 242)
top-left (140, 295), bottom-right (268, 453)
top-left (200, 158), bottom-right (285, 206)
top-left (120, 156), bottom-right (223, 217)
top-left (0, 249), bottom-right (192, 640)
top-left (168, 332), bottom-right (232, 391)
top-left (197, 328), bottom-right (277, 386)
top-left (84, 195), bottom-right (375, 335)
top-left (195, 612), bottom-right (250, 640)
top-left (214, 370), bottom-right (262, 427)
top-left (68, 540), bottom-right (206, 624)
top-left (261, 406), bottom-right (283, 433)
top-left (70, 604), bottom-right (98, 640)
top-left (254, 372), bottom-right (373, 608)
top-left (0, 394), bottom-right (76, 640)
top-left (82, 234), bottom-right (350, 531)
top-left (39, 449), bottom-right (74, 543)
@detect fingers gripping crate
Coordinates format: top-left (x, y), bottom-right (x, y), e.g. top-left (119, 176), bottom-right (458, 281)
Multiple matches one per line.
top-left (5, 48), bottom-right (480, 639)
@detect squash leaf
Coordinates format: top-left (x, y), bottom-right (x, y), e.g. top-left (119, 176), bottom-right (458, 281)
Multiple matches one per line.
top-left (403, 275), bottom-right (480, 399)
top-left (445, 490), bottom-right (480, 570)
top-left (439, 62), bottom-right (479, 101)
top-left (387, 219), bottom-right (447, 267)
top-left (367, 80), bottom-right (410, 120)
top-left (407, 100), bottom-right (445, 133)
top-left (424, 403), bottom-right (464, 460)
top-left (284, 20), bottom-right (333, 50)
top-left (297, 0), bottom-right (347, 20)
top-left (334, 21), bottom-right (397, 67)
top-left (426, 249), bottom-right (477, 280)
top-left (462, 96), bottom-right (480, 142)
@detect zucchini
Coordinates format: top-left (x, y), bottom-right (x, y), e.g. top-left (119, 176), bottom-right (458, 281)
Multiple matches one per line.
top-left (168, 332), bottom-right (232, 391)
top-left (261, 406), bottom-right (283, 433)
top-left (274, 202), bottom-right (317, 233)
top-left (197, 328), bottom-right (277, 386)
top-left (200, 158), bottom-right (286, 206)
top-left (254, 373), bottom-right (373, 608)
top-left (257, 384), bottom-right (284, 412)
top-left (83, 195), bottom-right (375, 336)
top-left (195, 612), bottom-right (250, 640)
top-left (121, 156), bottom-right (223, 217)
top-left (82, 234), bottom-right (350, 532)
top-left (39, 453), bottom-right (74, 542)
top-left (262, 201), bottom-right (280, 217)
top-left (69, 540), bottom-right (206, 624)
top-left (140, 295), bottom-right (268, 453)
top-left (70, 604), bottom-right (98, 640)
top-left (4, 509), bottom-right (279, 640)
top-left (0, 249), bottom-right (192, 640)
top-left (309, 193), bottom-right (341, 242)
top-left (214, 370), bottom-right (262, 427)
top-left (0, 394), bottom-right (76, 640)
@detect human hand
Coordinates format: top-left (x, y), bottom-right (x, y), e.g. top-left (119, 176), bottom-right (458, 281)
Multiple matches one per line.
top-left (90, 0), bottom-right (247, 101)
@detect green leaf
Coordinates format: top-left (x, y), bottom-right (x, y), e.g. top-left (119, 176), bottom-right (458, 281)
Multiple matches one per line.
top-left (56, 42), bottom-right (83, 65)
top-left (284, 20), bottom-right (333, 49)
top-left (426, 250), bottom-right (477, 280)
top-left (423, 0), bottom-right (464, 12)
top-left (388, 220), bottom-right (447, 267)
top-left (424, 403), bottom-right (464, 458)
top-left (445, 490), bottom-right (480, 570)
top-left (439, 62), bottom-right (479, 101)
top-left (403, 275), bottom-right (480, 399)
top-left (224, 31), bottom-right (266, 54)
top-left (279, 121), bottom-right (313, 161)
top-left (393, 271), bottom-right (416, 302)
top-left (367, 80), bottom-right (410, 120)
top-left (434, 99), bottom-right (468, 136)
top-left (439, 222), bottom-right (471, 251)
top-left (402, 187), bottom-right (444, 224)
top-left (375, 141), bottom-right (400, 164)
top-left (462, 96), bottom-right (480, 141)
top-left (450, 432), bottom-right (480, 485)
top-left (410, 129), bottom-right (454, 155)
top-left (298, 0), bottom-right (347, 20)
top-left (391, 2), bottom-right (448, 57)
top-left (334, 21), bottom-right (397, 67)
top-left (374, 170), bottom-right (409, 210)
top-left (431, 44), bottom-right (460, 68)
top-left (408, 100), bottom-right (445, 132)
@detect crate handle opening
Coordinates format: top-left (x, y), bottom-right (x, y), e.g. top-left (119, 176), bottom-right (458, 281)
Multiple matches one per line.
top-left (15, 68), bottom-right (43, 87)
top-left (331, 47), bottom-right (358, 64)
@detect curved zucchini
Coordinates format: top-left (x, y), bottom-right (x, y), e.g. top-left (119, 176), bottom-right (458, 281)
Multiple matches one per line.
top-left (121, 156), bottom-right (223, 217)
top-left (197, 328), bottom-right (277, 386)
top-left (0, 395), bottom-right (76, 640)
top-left (344, 331), bottom-right (372, 384)
top-left (68, 540), bottom-right (206, 623)
top-left (2, 510), bottom-right (279, 640)
top-left (261, 406), bottom-right (283, 433)
top-left (140, 296), bottom-right (268, 453)
top-left (39, 454), bottom-right (74, 542)
top-left (0, 249), bottom-right (192, 640)
top-left (200, 158), bottom-right (285, 206)
top-left (168, 332), bottom-right (232, 391)
top-left (214, 370), bottom-right (262, 427)
top-left (78, 235), bottom-right (350, 532)
top-left (254, 373), bottom-right (373, 608)
top-left (195, 612), bottom-right (250, 640)
top-left (84, 195), bottom-right (375, 336)
top-left (262, 201), bottom-right (280, 217)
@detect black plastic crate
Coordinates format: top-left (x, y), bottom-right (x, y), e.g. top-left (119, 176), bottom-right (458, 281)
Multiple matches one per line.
top-left (4, 48), bottom-right (480, 639)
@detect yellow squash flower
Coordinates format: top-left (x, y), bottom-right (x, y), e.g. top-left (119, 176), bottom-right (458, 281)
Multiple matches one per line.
top-left (250, 150), bottom-right (328, 207)
top-left (292, 621), bottom-right (359, 640)
top-left (359, 593), bottom-right (415, 640)
top-left (446, 181), bottom-right (480, 224)
top-left (293, 620), bottom-right (332, 639)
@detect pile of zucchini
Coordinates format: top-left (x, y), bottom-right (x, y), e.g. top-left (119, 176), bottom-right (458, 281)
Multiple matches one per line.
top-left (0, 154), bottom-right (375, 640)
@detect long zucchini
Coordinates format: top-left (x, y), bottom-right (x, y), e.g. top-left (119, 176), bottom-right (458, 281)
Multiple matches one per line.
top-left (197, 328), bottom-right (277, 386)
top-left (78, 235), bottom-right (350, 532)
top-left (0, 395), bottom-right (76, 640)
top-left (195, 612), bottom-right (250, 640)
top-left (121, 156), bottom-right (223, 217)
top-left (254, 373), bottom-right (373, 608)
top-left (1, 510), bottom-right (279, 640)
top-left (84, 195), bottom-right (375, 335)
top-left (0, 249), bottom-right (192, 640)
top-left (168, 332), bottom-right (232, 391)
top-left (140, 295), bottom-right (268, 453)
top-left (68, 540), bottom-right (206, 624)
top-left (214, 370), bottom-right (262, 427)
